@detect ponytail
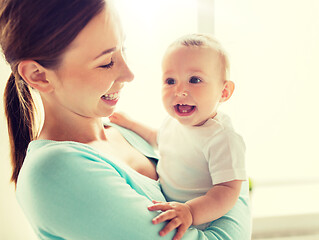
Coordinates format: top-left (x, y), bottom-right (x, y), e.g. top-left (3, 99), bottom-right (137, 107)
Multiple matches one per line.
top-left (4, 73), bottom-right (37, 185)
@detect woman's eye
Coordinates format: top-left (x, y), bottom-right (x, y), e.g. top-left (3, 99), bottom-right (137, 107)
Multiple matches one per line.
top-left (165, 78), bottom-right (176, 85)
top-left (100, 59), bottom-right (114, 69)
top-left (189, 76), bottom-right (202, 84)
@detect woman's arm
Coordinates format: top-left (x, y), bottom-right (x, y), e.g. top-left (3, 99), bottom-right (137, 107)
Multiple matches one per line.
top-left (17, 143), bottom-right (251, 240)
top-left (18, 147), bottom-right (174, 240)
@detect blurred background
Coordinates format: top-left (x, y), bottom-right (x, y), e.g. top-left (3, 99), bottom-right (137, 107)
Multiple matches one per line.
top-left (1, 0), bottom-right (319, 239)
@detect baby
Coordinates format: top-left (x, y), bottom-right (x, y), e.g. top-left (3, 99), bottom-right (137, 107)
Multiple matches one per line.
top-left (110, 33), bottom-right (247, 240)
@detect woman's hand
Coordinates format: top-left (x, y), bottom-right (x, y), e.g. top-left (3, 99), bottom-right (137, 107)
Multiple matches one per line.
top-left (148, 200), bottom-right (193, 240)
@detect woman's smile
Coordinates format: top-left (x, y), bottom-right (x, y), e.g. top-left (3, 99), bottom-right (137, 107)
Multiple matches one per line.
top-left (101, 91), bottom-right (120, 105)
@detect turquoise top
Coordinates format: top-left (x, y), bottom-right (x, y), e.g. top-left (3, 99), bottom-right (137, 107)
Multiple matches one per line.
top-left (16, 123), bottom-right (251, 239)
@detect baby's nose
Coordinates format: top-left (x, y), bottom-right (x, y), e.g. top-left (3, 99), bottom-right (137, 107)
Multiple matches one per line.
top-left (175, 91), bottom-right (188, 97)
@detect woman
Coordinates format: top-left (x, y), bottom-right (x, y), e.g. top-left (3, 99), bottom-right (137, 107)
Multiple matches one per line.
top-left (0, 0), bottom-right (251, 239)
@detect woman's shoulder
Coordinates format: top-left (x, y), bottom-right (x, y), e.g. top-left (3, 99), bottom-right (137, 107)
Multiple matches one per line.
top-left (24, 140), bottom-right (100, 169)
top-left (18, 140), bottom-right (112, 190)
top-left (16, 140), bottom-right (126, 208)
top-left (27, 139), bottom-right (96, 152)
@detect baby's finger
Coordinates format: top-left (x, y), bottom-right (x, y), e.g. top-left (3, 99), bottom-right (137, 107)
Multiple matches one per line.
top-left (152, 200), bottom-right (163, 204)
top-left (173, 225), bottom-right (188, 240)
top-left (159, 218), bottom-right (181, 236)
top-left (110, 112), bottom-right (119, 117)
top-left (148, 202), bottom-right (172, 211)
top-left (109, 114), bottom-right (119, 122)
top-left (152, 210), bottom-right (176, 224)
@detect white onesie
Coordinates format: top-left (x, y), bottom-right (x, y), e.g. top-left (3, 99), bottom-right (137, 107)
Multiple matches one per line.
top-left (157, 112), bottom-right (247, 202)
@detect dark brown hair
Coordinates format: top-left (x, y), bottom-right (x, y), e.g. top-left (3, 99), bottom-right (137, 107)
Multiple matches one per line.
top-left (0, 0), bottom-right (105, 185)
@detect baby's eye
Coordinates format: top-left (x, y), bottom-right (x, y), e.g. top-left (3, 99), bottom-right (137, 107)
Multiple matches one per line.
top-left (189, 76), bottom-right (202, 84)
top-left (99, 59), bottom-right (114, 69)
top-left (165, 78), bottom-right (176, 85)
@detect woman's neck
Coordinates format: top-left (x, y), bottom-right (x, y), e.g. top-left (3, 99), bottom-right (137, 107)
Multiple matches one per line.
top-left (38, 104), bottom-right (107, 143)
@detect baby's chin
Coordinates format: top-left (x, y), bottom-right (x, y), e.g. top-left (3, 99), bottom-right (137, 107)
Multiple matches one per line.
top-left (170, 115), bottom-right (200, 127)
top-left (173, 113), bottom-right (212, 127)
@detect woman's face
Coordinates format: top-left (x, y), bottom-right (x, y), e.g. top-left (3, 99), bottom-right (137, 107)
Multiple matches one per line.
top-left (46, 5), bottom-right (134, 119)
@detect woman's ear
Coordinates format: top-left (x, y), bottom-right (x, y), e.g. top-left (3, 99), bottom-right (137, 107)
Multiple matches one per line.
top-left (220, 80), bottom-right (235, 102)
top-left (18, 60), bottom-right (53, 93)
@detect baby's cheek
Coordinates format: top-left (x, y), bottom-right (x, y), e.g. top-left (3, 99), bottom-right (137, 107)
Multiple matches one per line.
top-left (161, 90), bottom-right (171, 104)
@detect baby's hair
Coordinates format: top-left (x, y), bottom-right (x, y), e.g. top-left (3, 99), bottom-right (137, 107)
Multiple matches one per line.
top-left (168, 33), bottom-right (230, 81)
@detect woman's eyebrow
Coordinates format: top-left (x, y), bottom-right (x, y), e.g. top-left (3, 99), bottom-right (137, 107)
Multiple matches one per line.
top-left (94, 47), bottom-right (117, 60)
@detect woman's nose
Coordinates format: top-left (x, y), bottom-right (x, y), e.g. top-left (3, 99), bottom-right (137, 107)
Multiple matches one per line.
top-left (118, 54), bottom-right (134, 83)
top-left (124, 65), bottom-right (134, 83)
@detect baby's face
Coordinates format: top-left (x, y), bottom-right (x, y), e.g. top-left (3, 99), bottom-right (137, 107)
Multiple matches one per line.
top-left (161, 45), bottom-right (225, 126)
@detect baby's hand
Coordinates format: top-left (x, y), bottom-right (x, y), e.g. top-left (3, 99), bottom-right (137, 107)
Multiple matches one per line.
top-left (109, 112), bottom-right (133, 129)
top-left (148, 200), bottom-right (193, 240)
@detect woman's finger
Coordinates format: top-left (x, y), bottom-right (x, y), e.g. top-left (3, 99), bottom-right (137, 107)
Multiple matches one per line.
top-left (152, 210), bottom-right (176, 224)
top-left (159, 218), bottom-right (181, 236)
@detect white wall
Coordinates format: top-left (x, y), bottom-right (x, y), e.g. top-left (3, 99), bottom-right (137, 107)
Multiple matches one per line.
top-left (213, 0), bottom-right (319, 184)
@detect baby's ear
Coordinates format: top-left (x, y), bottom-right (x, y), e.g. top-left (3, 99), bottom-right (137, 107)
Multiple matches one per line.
top-left (18, 60), bottom-right (53, 93)
top-left (220, 81), bottom-right (235, 102)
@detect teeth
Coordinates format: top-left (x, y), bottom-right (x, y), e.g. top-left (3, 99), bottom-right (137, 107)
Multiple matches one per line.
top-left (102, 92), bottom-right (119, 100)
top-left (175, 104), bottom-right (195, 114)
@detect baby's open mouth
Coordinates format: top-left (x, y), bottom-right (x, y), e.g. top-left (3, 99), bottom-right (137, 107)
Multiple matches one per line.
top-left (174, 104), bottom-right (196, 115)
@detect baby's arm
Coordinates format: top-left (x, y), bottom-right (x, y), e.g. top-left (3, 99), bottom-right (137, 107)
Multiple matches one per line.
top-left (148, 180), bottom-right (243, 240)
top-left (109, 112), bottom-right (158, 147)
top-left (186, 180), bottom-right (242, 225)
